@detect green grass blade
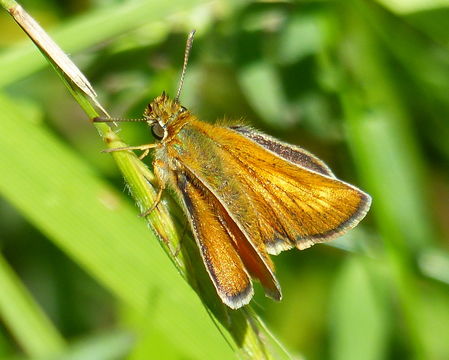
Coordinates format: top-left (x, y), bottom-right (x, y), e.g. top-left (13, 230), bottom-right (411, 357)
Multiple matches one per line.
top-left (329, 257), bottom-right (389, 360)
top-left (0, 1), bottom-right (293, 357)
top-left (336, 1), bottom-right (439, 358)
top-left (0, 93), bottom-right (233, 359)
top-left (46, 330), bottom-right (134, 360)
top-left (0, 0), bottom-right (208, 88)
top-left (0, 254), bottom-right (65, 357)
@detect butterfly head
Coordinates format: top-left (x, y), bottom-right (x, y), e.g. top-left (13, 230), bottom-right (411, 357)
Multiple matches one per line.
top-left (93, 31), bottom-right (196, 142)
top-left (144, 91), bottom-right (190, 141)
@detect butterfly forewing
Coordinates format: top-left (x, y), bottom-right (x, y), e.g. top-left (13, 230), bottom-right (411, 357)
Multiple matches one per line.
top-left (170, 120), bottom-right (371, 255)
top-left (230, 125), bottom-right (335, 177)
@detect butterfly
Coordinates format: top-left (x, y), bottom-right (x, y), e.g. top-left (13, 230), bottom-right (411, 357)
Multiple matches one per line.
top-left (94, 31), bottom-right (371, 309)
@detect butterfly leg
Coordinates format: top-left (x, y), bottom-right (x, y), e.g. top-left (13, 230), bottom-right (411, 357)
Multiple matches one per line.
top-left (138, 148), bottom-right (151, 160)
top-left (140, 159), bottom-right (166, 217)
top-left (103, 143), bottom-right (158, 160)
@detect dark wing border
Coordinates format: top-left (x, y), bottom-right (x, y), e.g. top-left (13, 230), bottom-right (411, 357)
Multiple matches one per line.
top-left (229, 125), bottom-right (335, 177)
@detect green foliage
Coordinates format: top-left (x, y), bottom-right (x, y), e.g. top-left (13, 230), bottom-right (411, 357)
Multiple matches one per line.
top-left (0, 0), bottom-right (448, 359)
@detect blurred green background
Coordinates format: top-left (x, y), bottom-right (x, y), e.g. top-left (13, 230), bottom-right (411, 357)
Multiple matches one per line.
top-left (1, 0), bottom-right (449, 359)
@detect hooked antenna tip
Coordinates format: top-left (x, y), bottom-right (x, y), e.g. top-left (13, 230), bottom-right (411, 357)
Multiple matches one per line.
top-left (175, 30), bottom-right (196, 103)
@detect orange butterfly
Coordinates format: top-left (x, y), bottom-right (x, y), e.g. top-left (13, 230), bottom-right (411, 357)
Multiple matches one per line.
top-left (95, 31), bottom-right (371, 309)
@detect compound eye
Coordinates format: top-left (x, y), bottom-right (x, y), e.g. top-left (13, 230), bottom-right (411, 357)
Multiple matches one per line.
top-left (180, 106), bottom-right (187, 112)
top-left (151, 122), bottom-right (164, 140)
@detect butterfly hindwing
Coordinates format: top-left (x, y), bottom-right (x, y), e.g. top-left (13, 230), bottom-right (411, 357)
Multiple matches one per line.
top-left (176, 172), bottom-right (281, 308)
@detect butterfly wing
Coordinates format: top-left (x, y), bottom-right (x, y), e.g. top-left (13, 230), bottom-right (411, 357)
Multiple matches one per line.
top-left (230, 125), bottom-right (335, 177)
top-left (176, 172), bottom-right (281, 308)
top-left (170, 121), bottom-right (371, 256)
top-left (228, 125), bottom-right (371, 253)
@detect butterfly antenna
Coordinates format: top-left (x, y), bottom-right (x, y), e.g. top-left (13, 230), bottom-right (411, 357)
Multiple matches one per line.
top-left (93, 117), bottom-right (147, 123)
top-left (175, 30), bottom-right (196, 103)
